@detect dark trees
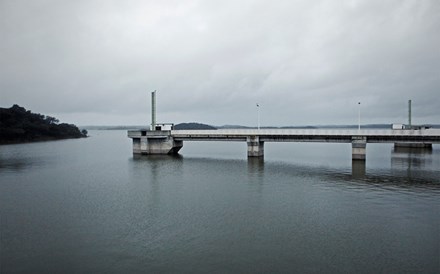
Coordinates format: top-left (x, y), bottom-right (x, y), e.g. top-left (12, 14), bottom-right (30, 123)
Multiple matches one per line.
top-left (0, 105), bottom-right (87, 144)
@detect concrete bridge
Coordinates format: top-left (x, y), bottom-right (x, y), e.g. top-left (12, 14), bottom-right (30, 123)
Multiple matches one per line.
top-left (127, 128), bottom-right (440, 161)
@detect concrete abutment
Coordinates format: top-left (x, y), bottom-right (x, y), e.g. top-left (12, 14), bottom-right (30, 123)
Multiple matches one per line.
top-left (129, 131), bottom-right (183, 155)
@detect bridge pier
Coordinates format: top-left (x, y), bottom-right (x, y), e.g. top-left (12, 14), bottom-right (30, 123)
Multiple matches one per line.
top-left (247, 136), bottom-right (264, 157)
top-left (352, 137), bottom-right (367, 161)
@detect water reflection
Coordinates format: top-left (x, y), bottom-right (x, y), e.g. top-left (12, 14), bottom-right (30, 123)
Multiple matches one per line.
top-left (0, 158), bottom-right (32, 172)
top-left (391, 146), bottom-right (433, 170)
top-left (130, 153), bottom-right (439, 193)
top-left (130, 154), bottom-right (183, 213)
top-left (130, 154), bottom-right (184, 186)
top-left (393, 146), bottom-right (433, 154)
top-left (246, 157), bottom-right (265, 194)
top-left (247, 157), bottom-right (265, 176)
top-left (132, 154), bottom-right (184, 162)
top-left (0, 152), bottom-right (48, 172)
top-left (351, 160), bottom-right (366, 178)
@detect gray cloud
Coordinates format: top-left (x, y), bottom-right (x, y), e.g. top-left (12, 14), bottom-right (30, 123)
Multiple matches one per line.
top-left (1, 0), bottom-right (439, 126)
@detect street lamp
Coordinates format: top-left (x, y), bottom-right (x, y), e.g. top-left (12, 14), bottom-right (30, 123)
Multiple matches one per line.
top-left (256, 103), bottom-right (260, 130)
top-left (358, 102), bottom-right (361, 130)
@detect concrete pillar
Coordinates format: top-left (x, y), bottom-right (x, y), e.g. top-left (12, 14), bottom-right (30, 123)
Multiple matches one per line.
top-left (352, 137), bottom-right (367, 161)
top-left (247, 136), bottom-right (264, 157)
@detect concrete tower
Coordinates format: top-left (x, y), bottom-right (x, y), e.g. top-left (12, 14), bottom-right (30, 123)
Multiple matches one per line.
top-left (151, 90), bottom-right (156, 130)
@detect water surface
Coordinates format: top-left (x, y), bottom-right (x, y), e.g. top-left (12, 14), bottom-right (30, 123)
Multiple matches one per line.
top-left (1, 130), bottom-right (439, 273)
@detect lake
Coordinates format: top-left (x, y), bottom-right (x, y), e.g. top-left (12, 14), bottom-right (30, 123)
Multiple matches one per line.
top-left (1, 130), bottom-right (439, 273)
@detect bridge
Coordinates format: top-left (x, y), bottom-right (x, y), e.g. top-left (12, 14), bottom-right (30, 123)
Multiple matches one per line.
top-left (127, 128), bottom-right (440, 161)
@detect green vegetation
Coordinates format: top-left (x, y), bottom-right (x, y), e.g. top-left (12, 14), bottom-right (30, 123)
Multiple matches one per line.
top-left (0, 104), bottom-right (87, 144)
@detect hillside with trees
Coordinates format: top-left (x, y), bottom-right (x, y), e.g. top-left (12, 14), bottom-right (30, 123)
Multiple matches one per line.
top-left (0, 104), bottom-right (87, 144)
top-left (174, 122), bottom-right (217, 130)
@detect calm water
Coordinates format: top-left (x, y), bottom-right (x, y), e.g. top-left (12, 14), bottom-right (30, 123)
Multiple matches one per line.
top-left (1, 130), bottom-right (439, 273)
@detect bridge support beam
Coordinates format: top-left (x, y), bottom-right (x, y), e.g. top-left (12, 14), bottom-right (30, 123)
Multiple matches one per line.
top-left (247, 136), bottom-right (264, 157)
top-left (352, 137), bottom-right (367, 161)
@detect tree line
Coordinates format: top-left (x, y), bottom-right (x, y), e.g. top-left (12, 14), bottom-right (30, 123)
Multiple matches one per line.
top-left (0, 104), bottom-right (87, 144)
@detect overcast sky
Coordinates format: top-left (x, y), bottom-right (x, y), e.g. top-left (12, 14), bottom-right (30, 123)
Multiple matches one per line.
top-left (1, 0), bottom-right (439, 126)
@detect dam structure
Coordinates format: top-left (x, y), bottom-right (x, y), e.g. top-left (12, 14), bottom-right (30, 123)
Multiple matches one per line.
top-left (128, 91), bottom-right (439, 162)
top-left (127, 128), bottom-right (440, 161)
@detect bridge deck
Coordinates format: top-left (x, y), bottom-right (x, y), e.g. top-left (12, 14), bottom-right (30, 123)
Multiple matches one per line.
top-left (127, 129), bottom-right (439, 158)
top-left (170, 129), bottom-right (440, 143)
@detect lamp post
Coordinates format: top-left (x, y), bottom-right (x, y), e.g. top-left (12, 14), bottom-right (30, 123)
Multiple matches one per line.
top-left (358, 102), bottom-right (361, 131)
top-left (256, 103), bottom-right (260, 130)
